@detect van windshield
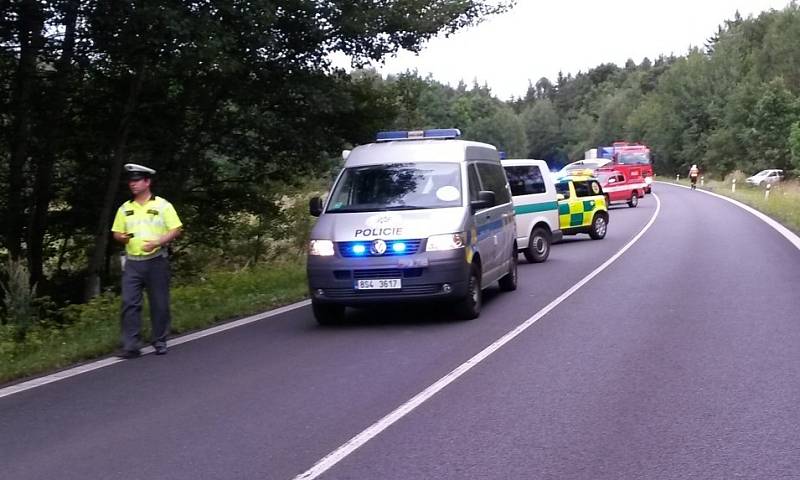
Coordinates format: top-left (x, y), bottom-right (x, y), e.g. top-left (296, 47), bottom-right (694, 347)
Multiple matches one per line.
top-left (327, 163), bottom-right (462, 213)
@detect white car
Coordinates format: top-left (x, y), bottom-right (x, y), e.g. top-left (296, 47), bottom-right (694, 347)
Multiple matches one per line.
top-left (557, 158), bottom-right (612, 176)
top-left (746, 169), bottom-right (784, 186)
top-left (502, 159), bottom-right (562, 263)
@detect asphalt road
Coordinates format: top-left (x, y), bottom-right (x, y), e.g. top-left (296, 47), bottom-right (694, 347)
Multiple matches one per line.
top-left (1, 183), bottom-right (799, 480)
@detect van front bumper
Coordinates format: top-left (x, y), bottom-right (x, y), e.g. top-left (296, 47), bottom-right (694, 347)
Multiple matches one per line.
top-left (307, 249), bottom-right (471, 306)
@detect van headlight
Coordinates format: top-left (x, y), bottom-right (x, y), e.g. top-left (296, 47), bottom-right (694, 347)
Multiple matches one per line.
top-left (426, 232), bottom-right (466, 251)
top-left (645, 176), bottom-right (653, 185)
top-left (309, 240), bottom-right (335, 256)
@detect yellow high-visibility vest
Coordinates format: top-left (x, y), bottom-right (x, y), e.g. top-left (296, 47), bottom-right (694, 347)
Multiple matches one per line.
top-left (111, 196), bottom-right (182, 257)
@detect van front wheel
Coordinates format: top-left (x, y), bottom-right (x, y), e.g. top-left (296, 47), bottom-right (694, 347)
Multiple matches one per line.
top-left (523, 226), bottom-right (551, 263)
top-left (498, 246), bottom-right (518, 291)
top-left (454, 265), bottom-right (482, 320)
top-left (312, 300), bottom-right (345, 325)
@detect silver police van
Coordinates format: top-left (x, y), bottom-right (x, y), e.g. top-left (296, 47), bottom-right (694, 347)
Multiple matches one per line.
top-left (307, 129), bottom-right (517, 324)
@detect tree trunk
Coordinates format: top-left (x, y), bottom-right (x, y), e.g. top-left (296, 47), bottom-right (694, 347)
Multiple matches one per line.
top-left (27, 0), bottom-right (80, 286)
top-left (83, 59), bottom-right (146, 300)
top-left (5, 0), bottom-right (45, 259)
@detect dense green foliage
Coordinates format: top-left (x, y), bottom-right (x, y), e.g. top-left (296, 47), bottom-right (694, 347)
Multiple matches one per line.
top-left (0, 0), bottom-right (512, 307)
top-left (374, 5), bottom-right (800, 179)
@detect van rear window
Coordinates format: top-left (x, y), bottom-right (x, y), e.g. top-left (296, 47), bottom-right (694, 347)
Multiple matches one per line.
top-left (505, 166), bottom-right (546, 195)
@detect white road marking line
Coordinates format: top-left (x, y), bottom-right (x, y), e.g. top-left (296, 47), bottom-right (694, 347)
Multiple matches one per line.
top-left (657, 181), bottom-right (800, 251)
top-left (292, 195), bottom-right (662, 480)
top-left (0, 300), bottom-right (311, 399)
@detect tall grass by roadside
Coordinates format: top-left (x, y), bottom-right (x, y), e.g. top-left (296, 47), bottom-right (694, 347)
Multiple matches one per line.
top-left (0, 261), bottom-right (307, 384)
top-left (665, 177), bottom-right (800, 235)
top-left (0, 258), bottom-right (39, 340)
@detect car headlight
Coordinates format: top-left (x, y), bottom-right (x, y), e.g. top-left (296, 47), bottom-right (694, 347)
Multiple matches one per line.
top-left (309, 240), bottom-right (335, 256)
top-left (645, 176), bottom-right (653, 185)
top-left (426, 232), bottom-right (467, 251)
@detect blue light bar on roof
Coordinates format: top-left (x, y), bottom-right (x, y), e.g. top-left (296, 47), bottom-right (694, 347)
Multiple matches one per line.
top-left (498, 151), bottom-right (507, 160)
top-left (376, 128), bottom-right (461, 142)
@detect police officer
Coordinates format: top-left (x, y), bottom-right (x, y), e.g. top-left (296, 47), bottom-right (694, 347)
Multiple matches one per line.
top-left (112, 163), bottom-right (182, 358)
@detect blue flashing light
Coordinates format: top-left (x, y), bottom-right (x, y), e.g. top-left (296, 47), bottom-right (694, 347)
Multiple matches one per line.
top-left (376, 131), bottom-right (409, 141)
top-left (392, 242), bottom-right (407, 253)
top-left (351, 244), bottom-right (367, 255)
top-left (423, 128), bottom-right (461, 139)
top-left (498, 150), bottom-right (507, 160)
top-left (598, 147), bottom-right (615, 159)
top-left (376, 128), bottom-right (461, 142)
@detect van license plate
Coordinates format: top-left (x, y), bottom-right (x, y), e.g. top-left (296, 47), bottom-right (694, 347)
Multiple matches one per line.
top-left (356, 279), bottom-right (402, 290)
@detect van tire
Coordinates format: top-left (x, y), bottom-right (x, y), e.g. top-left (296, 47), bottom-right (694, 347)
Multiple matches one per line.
top-left (498, 246), bottom-right (518, 291)
top-left (589, 213), bottom-right (608, 240)
top-left (312, 300), bottom-right (345, 325)
top-left (455, 265), bottom-right (482, 320)
top-left (524, 226), bottom-right (551, 263)
top-left (628, 191), bottom-right (639, 208)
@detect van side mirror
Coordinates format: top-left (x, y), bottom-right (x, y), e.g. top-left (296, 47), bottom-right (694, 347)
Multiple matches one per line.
top-left (556, 193), bottom-right (565, 201)
top-left (470, 190), bottom-right (496, 210)
top-left (309, 196), bottom-right (324, 217)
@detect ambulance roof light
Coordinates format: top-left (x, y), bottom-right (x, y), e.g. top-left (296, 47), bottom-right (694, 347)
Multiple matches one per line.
top-left (376, 128), bottom-right (462, 142)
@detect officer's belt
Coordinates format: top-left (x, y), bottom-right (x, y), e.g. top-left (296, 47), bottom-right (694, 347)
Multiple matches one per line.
top-left (126, 250), bottom-right (167, 261)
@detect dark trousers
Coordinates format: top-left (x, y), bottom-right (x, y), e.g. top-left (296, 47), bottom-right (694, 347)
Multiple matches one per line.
top-left (121, 255), bottom-right (171, 351)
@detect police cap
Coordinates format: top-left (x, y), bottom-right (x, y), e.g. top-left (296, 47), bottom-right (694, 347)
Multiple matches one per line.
top-left (124, 163), bottom-right (156, 180)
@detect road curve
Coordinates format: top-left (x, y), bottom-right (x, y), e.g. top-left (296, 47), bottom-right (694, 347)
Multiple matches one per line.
top-left (1, 183), bottom-right (798, 480)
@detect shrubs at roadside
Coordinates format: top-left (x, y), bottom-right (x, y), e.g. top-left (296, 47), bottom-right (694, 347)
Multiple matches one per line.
top-left (0, 262), bottom-right (307, 384)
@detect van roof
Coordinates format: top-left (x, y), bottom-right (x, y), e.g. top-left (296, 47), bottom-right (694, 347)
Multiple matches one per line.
top-left (345, 139), bottom-right (498, 167)
top-left (500, 159), bottom-right (548, 166)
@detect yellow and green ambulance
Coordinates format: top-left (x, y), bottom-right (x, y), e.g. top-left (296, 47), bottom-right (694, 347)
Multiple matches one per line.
top-left (554, 173), bottom-right (609, 240)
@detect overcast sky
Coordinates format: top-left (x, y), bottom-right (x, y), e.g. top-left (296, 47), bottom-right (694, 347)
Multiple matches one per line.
top-left (334, 0), bottom-right (791, 100)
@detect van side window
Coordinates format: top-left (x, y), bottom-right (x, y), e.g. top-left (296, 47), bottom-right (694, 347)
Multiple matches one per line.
top-left (555, 182), bottom-right (570, 199)
top-left (505, 165), bottom-right (546, 195)
top-left (468, 164), bottom-right (482, 202)
top-left (574, 180), bottom-right (602, 197)
top-left (476, 163), bottom-right (511, 204)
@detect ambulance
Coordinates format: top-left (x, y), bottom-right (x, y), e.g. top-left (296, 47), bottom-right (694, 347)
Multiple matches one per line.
top-left (306, 129), bottom-right (517, 324)
top-left (501, 159), bottom-right (562, 263)
top-left (554, 172), bottom-right (609, 240)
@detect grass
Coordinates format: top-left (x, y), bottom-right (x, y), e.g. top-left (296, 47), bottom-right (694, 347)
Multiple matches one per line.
top-left (662, 178), bottom-right (800, 235)
top-left (0, 261), bottom-right (308, 385)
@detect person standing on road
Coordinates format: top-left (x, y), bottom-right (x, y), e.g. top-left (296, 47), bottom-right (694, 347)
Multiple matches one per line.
top-left (689, 164), bottom-right (700, 190)
top-left (112, 163), bottom-right (183, 358)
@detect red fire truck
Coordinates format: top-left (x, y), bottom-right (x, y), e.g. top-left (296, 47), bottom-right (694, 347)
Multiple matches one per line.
top-left (594, 166), bottom-right (646, 208)
top-left (592, 142), bottom-right (654, 193)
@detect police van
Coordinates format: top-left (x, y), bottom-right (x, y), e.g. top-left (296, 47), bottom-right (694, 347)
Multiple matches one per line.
top-left (501, 159), bottom-right (562, 263)
top-left (307, 129), bottom-right (517, 324)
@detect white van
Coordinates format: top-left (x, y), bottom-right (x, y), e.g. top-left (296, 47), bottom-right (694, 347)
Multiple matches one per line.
top-left (307, 129), bottom-right (517, 324)
top-left (501, 159), bottom-right (562, 263)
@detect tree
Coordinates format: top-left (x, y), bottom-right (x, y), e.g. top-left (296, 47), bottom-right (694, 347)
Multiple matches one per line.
top-left (743, 78), bottom-right (800, 172)
top-left (521, 99), bottom-right (563, 163)
top-left (468, 107), bottom-right (526, 157)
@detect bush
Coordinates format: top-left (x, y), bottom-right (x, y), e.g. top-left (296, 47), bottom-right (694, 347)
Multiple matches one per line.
top-left (0, 260), bottom-right (308, 384)
top-left (1, 258), bottom-right (39, 339)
